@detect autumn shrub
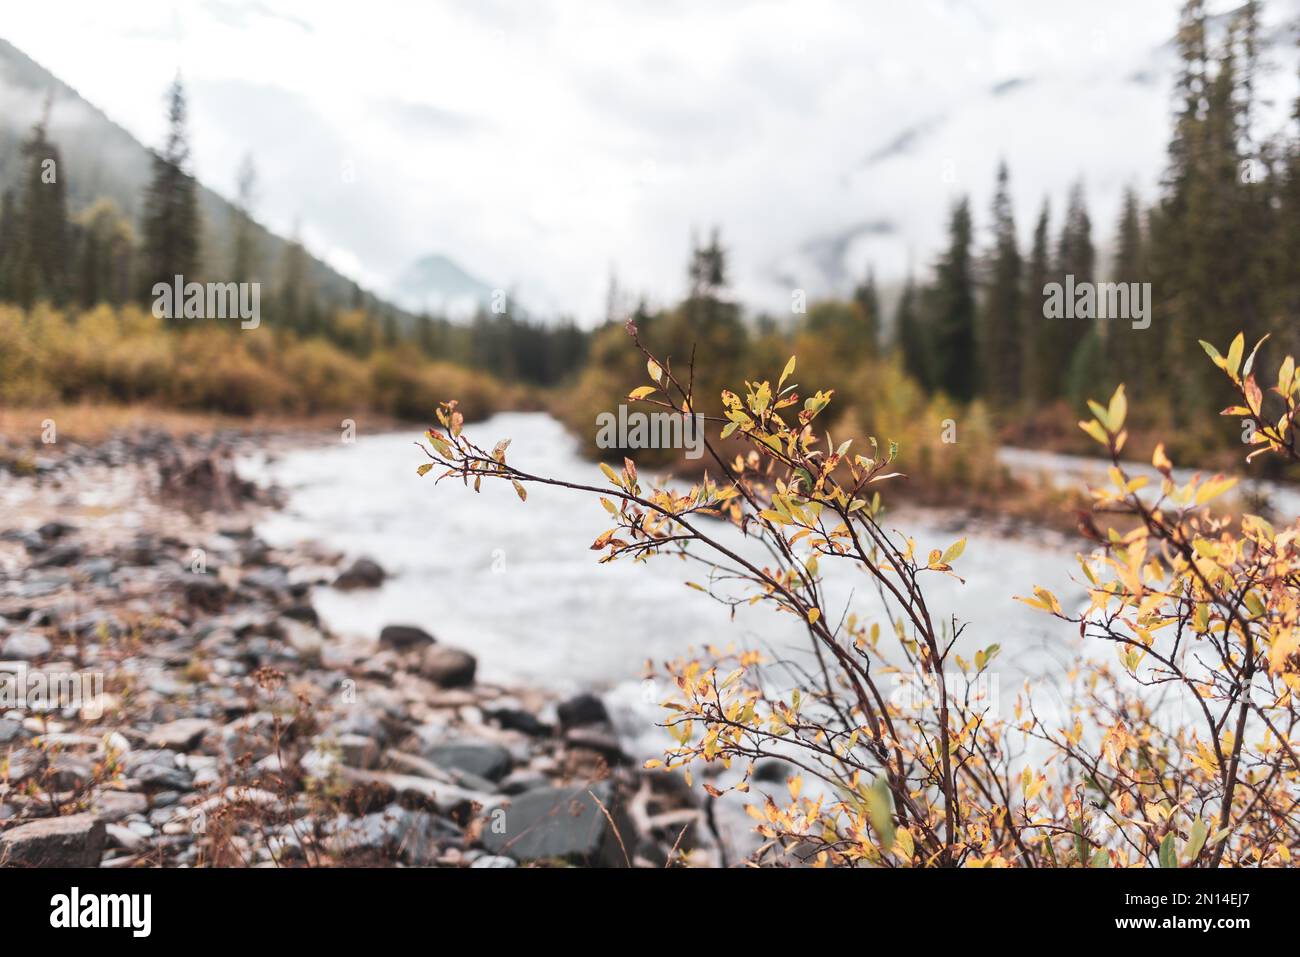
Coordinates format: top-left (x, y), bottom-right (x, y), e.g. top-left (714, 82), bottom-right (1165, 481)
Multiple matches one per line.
top-left (0, 303), bottom-right (514, 423)
top-left (421, 323), bottom-right (1300, 867)
top-left (837, 354), bottom-right (1002, 499)
top-left (0, 304), bottom-right (54, 403)
top-left (280, 337), bottom-right (372, 413)
top-left (367, 350), bottom-right (503, 423)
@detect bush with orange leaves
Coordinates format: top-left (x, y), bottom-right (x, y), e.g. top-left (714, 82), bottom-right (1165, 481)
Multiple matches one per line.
top-left (418, 325), bottom-right (1300, 867)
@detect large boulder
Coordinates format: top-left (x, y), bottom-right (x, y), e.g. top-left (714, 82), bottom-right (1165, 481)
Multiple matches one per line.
top-left (419, 645), bottom-right (477, 687)
top-left (0, 813), bottom-right (106, 867)
top-left (481, 782), bottom-right (632, 867)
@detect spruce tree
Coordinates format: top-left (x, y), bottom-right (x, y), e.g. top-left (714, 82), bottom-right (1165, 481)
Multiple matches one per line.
top-left (1106, 187), bottom-right (1149, 396)
top-left (230, 154), bottom-right (259, 284)
top-left (978, 161), bottom-right (1022, 407)
top-left (1021, 200), bottom-right (1052, 404)
top-left (1056, 180), bottom-right (1097, 405)
top-left (852, 266), bottom-right (881, 355)
top-left (925, 197), bottom-right (977, 402)
top-left (895, 274), bottom-right (933, 392)
top-left (276, 228), bottom-right (309, 333)
top-left (141, 76), bottom-right (201, 296)
top-left (8, 110), bottom-right (70, 307)
top-left (0, 189), bottom-right (17, 301)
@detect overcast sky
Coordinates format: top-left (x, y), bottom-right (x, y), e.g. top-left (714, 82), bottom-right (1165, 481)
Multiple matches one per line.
top-left (3, 0), bottom-right (1297, 322)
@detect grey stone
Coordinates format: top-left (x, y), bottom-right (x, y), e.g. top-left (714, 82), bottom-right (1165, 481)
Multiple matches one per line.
top-left (327, 710), bottom-right (388, 744)
top-left (470, 854), bottom-right (517, 868)
top-left (324, 805), bottom-right (457, 865)
top-left (115, 536), bottom-right (158, 566)
top-left (487, 707), bottom-right (550, 737)
top-left (1, 631), bottom-right (52, 660)
top-left (557, 692), bottom-right (609, 729)
top-left (5, 748), bottom-right (47, 783)
top-left (418, 644), bottom-right (476, 688)
top-left (33, 543), bottom-right (82, 568)
top-left (282, 602), bottom-right (319, 625)
top-left (335, 733), bottom-right (380, 769)
top-left (481, 783), bottom-right (632, 867)
top-left (0, 812), bottom-right (106, 867)
top-left (105, 822), bottom-right (146, 853)
top-left (46, 754), bottom-right (93, 790)
top-left (179, 574), bottom-right (230, 611)
top-left (280, 619), bottom-right (324, 657)
top-left (37, 521), bottom-right (75, 542)
top-left (378, 624), bottom-right (436, 652)
top-left (337, 768), bottom-right (501, 816)
top-left (146, 718), bottom-right (213, 752)
top-left (564, 726), bottom-right (630, 765)
top-left (0, 719), bottom-right (24, 745)
top-left (498, 769), bottom-right (550, 795)
top-left (424, 740), bottom-right (512, 783)
top-left (333, 557), bottom-right (385, 590)
top-left (124, 749), bottom-right (193, 791)
top-left (241, 567), bottom-right (290, 593)
top-left (92, 791), bottom-right (149, 823)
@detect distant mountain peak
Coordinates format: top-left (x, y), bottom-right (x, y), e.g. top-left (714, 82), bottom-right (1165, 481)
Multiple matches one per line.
top-left (390, 253), bottom-right (497, 319)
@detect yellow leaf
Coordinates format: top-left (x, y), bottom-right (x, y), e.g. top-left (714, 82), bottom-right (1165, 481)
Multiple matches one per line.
top-left (599, 462), bottom-right (622, 486)
top-left (512, 480), bottom-right (527, 502)
top-left (807, 608), bottom-right (821, 625)
top-left (628, 385), bottom-right (656, 400)
top-left (1226, 332), bottom-right (1245, 378)
top-left (1078, 419), bottom-right (1109, 445)
top-left (1107, 384), bottom-right (1127, 431)
top-left (779, 355), bottom-right (796, 388)
top-left (1194, 474), bottom-right (1237, 505)
top-left (1152, 443), bottom-right (1172, 475)
top-left (1025, 775), bottom-right (1046, 801)
top-left (416, 463), bottom-right (433, 476)
top-left (895, 827), bottom-right (914, 859)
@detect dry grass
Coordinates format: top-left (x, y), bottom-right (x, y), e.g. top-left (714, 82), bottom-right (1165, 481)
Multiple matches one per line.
top-left (0, 402), bottom-right (404, 446)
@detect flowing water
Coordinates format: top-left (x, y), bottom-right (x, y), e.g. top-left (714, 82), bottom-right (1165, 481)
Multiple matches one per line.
top-left (238, 413), bottom-right (1101, 750)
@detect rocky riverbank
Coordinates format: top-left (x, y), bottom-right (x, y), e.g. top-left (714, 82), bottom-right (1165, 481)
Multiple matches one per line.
top-left (0, 428), bottom-right (723, 868)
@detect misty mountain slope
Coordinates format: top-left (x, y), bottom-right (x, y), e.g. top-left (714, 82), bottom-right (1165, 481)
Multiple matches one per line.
top-left (0, 37), bottom-right (394, 313)
top-left (754, 0), bottom-right (1300, 314)
top-left (390, 253), bottom-right (498, 320)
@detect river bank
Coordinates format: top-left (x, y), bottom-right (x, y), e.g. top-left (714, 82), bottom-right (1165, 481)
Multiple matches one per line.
top-left (0, 426), bottom-right (724, 867)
